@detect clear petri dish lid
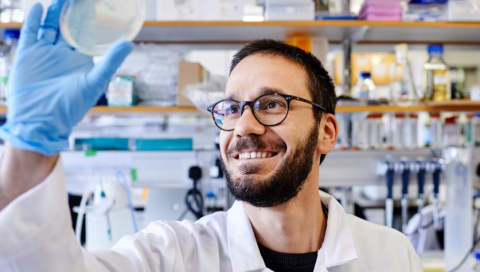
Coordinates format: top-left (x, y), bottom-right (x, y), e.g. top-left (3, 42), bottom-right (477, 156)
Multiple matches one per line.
top-left (59, 0), bottom-right (145, 56)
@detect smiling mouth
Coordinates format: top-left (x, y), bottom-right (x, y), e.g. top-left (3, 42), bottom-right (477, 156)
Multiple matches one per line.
top-left (234, 151), bottom-right (279, 160)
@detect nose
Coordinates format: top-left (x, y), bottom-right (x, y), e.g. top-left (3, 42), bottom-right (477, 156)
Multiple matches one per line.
top-left (234, 105), bottom-right (265, 137)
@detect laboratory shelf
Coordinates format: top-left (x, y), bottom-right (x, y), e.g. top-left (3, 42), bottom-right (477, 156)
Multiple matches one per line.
top-left (138, 20), bottom-right (480, 44)
top-left (0, 101), bottom-right (478, 115)
top-left (2, 21), bottom-right (480, 44)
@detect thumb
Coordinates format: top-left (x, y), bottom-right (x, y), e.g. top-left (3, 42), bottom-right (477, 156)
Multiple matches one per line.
top-left (86, 41), bottom-right (134, 93)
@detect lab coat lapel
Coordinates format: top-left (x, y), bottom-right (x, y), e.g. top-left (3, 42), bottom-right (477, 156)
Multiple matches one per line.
top-left (318, 190), bottom-right (359, 269)
top-left (227, 201), bottom-right (267, 272)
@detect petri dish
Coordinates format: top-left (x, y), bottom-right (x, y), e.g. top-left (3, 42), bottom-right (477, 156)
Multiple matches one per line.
top-left (59, 0), bottom-right (145, 56)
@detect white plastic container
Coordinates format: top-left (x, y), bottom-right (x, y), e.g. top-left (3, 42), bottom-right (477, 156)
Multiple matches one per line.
top-left (265, 0), bottom-right (314, 21)
top-left (448, 0), bottom-right (480, 21)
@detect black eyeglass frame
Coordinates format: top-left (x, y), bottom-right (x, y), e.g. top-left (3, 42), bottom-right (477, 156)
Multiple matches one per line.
top-left (207, 93), bottom-right (328, 131)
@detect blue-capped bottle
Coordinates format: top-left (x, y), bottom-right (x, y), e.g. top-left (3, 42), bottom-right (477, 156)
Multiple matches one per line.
top-left (424, 44), bottom-right (450, 101)
top-left (354, 72), bottom-right (375, 104)
top-left (0, 29), bottom-right (19, 105)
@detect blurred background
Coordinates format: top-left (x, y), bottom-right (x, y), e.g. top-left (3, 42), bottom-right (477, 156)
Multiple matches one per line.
top-left (1, 0), bottom-right (480, 271)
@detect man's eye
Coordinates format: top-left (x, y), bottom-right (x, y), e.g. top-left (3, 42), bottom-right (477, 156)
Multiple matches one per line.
top-left (228, 106), bottom-right (239, 114)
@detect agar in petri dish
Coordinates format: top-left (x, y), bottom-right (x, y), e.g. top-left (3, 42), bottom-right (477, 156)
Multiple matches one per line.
top-left (59, 0), bottom-right (145, 56)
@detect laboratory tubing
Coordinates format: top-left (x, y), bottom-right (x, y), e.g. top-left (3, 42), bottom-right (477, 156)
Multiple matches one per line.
top-left (430, 113), bottom-right (443, 150)
top-left (443, 116), bottom-right (460, 147)
top-left (444, 148), bottom-right (473, 271)
top-left (424, 44), bottom-right (451, 101)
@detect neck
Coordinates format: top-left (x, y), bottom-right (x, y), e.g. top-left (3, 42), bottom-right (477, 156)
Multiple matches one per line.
top-left (244, 172), bottom-right (327, 254)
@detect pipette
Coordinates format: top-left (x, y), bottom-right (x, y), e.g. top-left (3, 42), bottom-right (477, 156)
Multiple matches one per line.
top-left (416, 158), bottom-right (426, 214)
top-left (432, 160), bottom-right (442, 230)
top-left (385, 161), bottom-right (395, 228)
top-left (400, 158), bottom-right (410, 233)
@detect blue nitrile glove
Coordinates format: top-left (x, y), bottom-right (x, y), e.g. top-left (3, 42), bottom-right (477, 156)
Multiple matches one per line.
top-left (0, 0), bottom-right (133, 155)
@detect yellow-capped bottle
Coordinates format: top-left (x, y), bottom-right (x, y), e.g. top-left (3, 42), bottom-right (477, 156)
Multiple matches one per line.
top-left (424, 44), bottom-right (450, 101)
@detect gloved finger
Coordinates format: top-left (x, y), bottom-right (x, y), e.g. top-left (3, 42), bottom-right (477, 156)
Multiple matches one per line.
top-left (86, 41), bottom-right (133, 96)
top-left (18, 3), bottom-right (43, 51)
top-left (38, 0), bottom-right (67, 44)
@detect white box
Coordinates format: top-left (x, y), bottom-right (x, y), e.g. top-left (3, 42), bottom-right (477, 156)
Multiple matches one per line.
top-left (156, 0), bottom-right (204, 21)
top-left (448, 0), bottom-right (480, 22)
top-left (207, 0), bottom-right (244, 21)
top-left (265, 0), bottom-right (315, 21)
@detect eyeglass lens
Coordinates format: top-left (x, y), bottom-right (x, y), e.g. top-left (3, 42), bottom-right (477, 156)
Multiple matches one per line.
top-left (212, 94), bottom-right (288, 130)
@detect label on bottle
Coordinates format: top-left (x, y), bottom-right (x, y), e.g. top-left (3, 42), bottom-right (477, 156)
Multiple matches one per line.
top-left (434, 74), bottom-right (447, 85)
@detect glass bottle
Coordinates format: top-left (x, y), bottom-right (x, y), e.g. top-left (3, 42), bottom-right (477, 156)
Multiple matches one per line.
top-left (354, 72), bottom-right (375, 104)
top-left (424, 44), bottom-right (451, 101)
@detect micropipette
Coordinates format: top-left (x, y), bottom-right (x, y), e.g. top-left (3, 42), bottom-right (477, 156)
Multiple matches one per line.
top-left (416, 158), bottom-right (426, 214)
top-left (401, 159), bottom-right (410, 233)
top-left (432, 160), bottom-right (442, 230)
top-left (386, 161), bottom-right (395, 228)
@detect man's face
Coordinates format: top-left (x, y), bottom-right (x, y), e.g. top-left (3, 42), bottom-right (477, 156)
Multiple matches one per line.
top-left (219, 54), bottom-right (322, 207)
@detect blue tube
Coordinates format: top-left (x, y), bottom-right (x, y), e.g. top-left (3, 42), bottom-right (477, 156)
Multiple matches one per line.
top-left (116, 171), bottom-right (138, 233)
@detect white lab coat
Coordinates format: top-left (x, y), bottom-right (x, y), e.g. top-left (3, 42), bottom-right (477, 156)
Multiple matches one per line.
top-left (0, 159), bottom-right (422, 272)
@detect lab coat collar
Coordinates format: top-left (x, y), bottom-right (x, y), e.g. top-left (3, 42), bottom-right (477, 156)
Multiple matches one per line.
top-left (226, 190), bottom-right (358, 272)
top-left (317, 190), bottom-right (359, 269)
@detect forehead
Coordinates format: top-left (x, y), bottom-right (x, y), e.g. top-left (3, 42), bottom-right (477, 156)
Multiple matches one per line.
top-left (225, 54), bottom-right (311, 101)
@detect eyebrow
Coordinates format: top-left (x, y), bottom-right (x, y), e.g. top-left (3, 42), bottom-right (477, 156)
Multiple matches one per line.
top-left (225, 86), bottom-right (288, 101)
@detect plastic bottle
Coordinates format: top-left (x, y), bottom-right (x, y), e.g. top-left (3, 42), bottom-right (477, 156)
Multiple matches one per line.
top-left (443, 116), bottom-right (460, 147)
top-left (391, 43), bottom-right (417, 105)
top-left (354, 72), bottom-right (375, 104)
top-left (424, 44), bottom-right (450, 101)
top-left (430, 113), bottom-right (443, 149)
top-left (0, 29), bottom-right (19, 105)
top-left (393, 113), bottom-right (405, 150)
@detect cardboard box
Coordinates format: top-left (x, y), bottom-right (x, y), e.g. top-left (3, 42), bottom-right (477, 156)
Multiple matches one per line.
top-left (177, 62), bottom-right (210, 107)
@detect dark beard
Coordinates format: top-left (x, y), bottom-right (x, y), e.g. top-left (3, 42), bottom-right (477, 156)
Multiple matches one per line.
top-left (221, 123), bottom-right (319, 208)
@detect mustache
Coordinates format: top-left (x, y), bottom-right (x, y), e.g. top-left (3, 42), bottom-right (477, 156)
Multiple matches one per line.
top-left (226, 136), bottom-right (287, 156)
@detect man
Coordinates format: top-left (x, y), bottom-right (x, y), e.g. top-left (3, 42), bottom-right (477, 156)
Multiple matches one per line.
top-left (0, 1), bottom-right (421, 271)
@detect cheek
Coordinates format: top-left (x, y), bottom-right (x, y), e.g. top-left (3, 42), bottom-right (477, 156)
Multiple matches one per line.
top-left (219, 131), bottom-right (231, 157)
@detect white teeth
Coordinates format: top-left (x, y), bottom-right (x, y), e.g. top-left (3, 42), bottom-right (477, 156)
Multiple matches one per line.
top-left (238, 151), bottom-right (273, 159)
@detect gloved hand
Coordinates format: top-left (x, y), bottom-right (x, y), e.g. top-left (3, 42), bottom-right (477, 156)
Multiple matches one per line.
top-left (0, 0), bottom-right (133, 156)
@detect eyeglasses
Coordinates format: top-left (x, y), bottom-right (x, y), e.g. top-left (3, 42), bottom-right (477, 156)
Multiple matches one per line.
top-left (207, 93), bottom-right (328, 131)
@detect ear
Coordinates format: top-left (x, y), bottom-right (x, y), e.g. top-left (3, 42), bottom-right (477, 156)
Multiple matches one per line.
top-left (317, 114), bottom-right (338, 155)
